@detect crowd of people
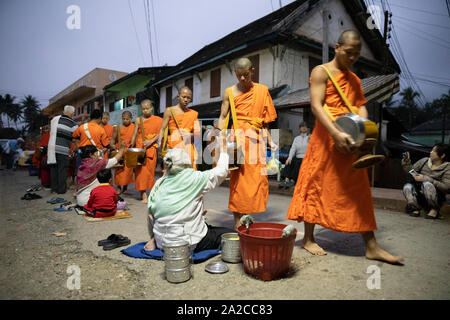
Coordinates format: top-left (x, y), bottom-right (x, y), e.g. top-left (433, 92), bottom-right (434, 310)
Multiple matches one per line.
top-left (11, 29), bottom-right (449, 265)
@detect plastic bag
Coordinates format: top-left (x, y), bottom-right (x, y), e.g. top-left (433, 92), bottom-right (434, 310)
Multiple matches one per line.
top-left (266, 155), bottom-right (281, 175)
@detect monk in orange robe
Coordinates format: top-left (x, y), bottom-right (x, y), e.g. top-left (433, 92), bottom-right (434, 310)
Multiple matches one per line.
top-left (132, 99), bottom-right (163, 203)
top-left (218, 58), bottom-right (278, 229)
top-left (159, 86), bottom-right (200, 170)
top-left (101, 112), bottom-right (114, 159)
top-left (286, 30), bottom-right (403, 264)
top-left (111, 111), bottom-right (135, 194)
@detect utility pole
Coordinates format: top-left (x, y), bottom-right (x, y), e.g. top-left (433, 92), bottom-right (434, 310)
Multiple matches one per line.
top-left (382, 10), bottom-right (392, 74)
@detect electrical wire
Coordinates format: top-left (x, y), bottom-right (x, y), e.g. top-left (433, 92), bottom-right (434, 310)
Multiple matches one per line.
top-left (128, 0), bottom-right (147, 66)
top-left (150, 0), bottom-right (160, 66)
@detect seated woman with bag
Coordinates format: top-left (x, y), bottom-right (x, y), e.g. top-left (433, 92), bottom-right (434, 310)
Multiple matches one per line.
top-left (144, 131), bottom-right (234, 252)
top-left (76, 142), bottom-right (125, 207)
top-left (401, 143), bottom-right (450, 219)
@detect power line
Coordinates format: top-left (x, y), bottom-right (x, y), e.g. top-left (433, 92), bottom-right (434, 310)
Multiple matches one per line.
top-left (150, 0), bottom-right (160, 66)
top-left (128, 0), bottom-right (147, 66)
top-left (385, 0), bottom-right (429, 105)
top-left (395, 15), bottom-right (450, 30)
top-left (412, 72), bottom-right (450, 82)
top-left (395, 20), bottom-right (450, 45)
top-left (396, 24), bottom-right (450, 51)
top-left (386, 2), bottom-right (448, 17)
top-left (143, 0), bottom-right (154, 66)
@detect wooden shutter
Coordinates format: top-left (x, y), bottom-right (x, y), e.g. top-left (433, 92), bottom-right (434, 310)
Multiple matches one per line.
top-left (248, 54), bottom-right (260, 83)
top-left (210, 68), bottom-right (221, 98)
top-left (166, 86), bottom-right (173, 108)
top-left (185, 77), bottom-right (194, 96)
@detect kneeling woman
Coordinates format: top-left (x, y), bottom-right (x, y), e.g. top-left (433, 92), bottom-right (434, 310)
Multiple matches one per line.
top-left (76, 142), bottom-right (125, 206)
top-left (145, 132), bottom-right (234, 252)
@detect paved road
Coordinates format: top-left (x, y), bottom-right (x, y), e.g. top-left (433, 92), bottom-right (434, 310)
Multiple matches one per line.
top-left (0, 169), bottom-right (449, 300)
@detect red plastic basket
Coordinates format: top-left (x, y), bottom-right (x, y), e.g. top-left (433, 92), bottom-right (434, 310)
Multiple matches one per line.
top-left (237, 222), bottom-right (297, 281)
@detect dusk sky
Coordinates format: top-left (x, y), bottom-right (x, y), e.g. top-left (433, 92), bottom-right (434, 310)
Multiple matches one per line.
top-left (0, 0), bottom-right (449, 110)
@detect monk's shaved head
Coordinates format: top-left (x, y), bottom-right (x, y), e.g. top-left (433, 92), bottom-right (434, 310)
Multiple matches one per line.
top-left (234, 57), bottom-right (253, 70)
top-left (337, 30), bottom-right (361, 45)
top-left (178, 86), bottom-right (192, 95)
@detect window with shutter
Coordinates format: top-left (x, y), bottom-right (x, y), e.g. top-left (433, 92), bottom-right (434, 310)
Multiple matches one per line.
top-left (166, 86), bottom-right (173, 108)
top-left (210, 69), bottom-right (221, 98)
top-left (248, 54), bottom-right (260, 83)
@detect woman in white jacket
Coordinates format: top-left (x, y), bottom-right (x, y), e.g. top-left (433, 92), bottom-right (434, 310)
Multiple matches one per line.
top-left (144, 131), bottom-right (233, 252)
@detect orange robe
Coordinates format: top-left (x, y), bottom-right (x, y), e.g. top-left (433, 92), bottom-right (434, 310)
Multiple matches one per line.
top-left (228, 83), bottom-right (277, 214)
top-left (286, 70), bottom-right (377, 233)
top-left (167, 108), bottom-right (199, 170)
top-left (32, 132), bottom-right (50, 168)
top-left (114, 123), bottom-right (135, 186)
top-left (103, 124), bottom-right (114, 159)
top-left (135, 115), bottom-right (163, 191)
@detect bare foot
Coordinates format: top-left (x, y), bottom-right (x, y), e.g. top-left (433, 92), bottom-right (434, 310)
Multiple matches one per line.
top-left (144, 240), bottom-right (156, 251)
top-left (302, 239), bottom-right (327, 256)
top-left (366, 247), bottom-right (404, 265)
top-left (141, 198), bottom-right (148, 204)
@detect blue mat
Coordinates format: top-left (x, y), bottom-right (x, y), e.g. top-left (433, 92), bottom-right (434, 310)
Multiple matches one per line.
top-left (121, 242), bottom-right (220, 264)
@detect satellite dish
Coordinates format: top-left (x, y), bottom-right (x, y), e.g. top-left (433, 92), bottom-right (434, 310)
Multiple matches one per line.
top-left (109, 73), bottom-right (117, 81)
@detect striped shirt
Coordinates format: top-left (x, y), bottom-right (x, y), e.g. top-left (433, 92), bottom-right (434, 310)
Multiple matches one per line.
top-left (54, 115), bottom-right (77, 155)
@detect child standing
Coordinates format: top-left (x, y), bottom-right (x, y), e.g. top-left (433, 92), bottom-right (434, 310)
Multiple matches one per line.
top-left (83, 169), bottom-right (118, 218)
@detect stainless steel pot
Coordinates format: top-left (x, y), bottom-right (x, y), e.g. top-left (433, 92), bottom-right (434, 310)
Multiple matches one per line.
top-left (163, 240), bottom-right (190, 259)
top-left (221, 233), bottom-right (241, 263)
top-left (165, 266), bottom-right (191, 283)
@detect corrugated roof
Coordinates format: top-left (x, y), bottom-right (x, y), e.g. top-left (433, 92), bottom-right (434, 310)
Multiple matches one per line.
top-left (273, 73), bottom-right (400, 107)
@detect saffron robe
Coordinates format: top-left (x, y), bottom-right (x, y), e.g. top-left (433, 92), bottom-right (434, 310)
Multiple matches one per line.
top-left (228, 83), bottom-right (277, 214)
top-left (135, 115), bottom-right (163, 191)
top-left (167, 108), bottom-right (200, 170)
top-left (113, 123), bottom-right (135, 186)
top-left (286, 69), bottom-right (377, 232)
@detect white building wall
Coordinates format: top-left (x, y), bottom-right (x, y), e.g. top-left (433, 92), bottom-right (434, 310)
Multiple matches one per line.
top-left (275, 47), bottom-right (310, 92)
top-left (294, 0), bottom-right (377, 61)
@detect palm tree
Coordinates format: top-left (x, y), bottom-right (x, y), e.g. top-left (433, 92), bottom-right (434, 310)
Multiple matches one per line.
top-left (399, 87), bottom-right (420, 130)
top-left (21, 95), bottom-right (41, 133)
top-left (3, 94), bottom-right (24, 130)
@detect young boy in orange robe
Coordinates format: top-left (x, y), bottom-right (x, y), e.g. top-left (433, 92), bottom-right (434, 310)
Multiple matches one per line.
top-left (111, 111), bottom-right (135, 195)
top-left (132, 100), bottom-right (162, 203)
top-left (217, 58), bottom-right (278, 229)
top-left (158, 87), bottom-right (200, 170)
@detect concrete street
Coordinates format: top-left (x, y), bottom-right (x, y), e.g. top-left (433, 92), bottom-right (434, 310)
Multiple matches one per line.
top-left (0, 168), bottom-right (449, 300)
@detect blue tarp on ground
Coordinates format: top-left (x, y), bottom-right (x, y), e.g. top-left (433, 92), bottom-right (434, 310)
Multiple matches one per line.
top-left (121, 242), bottom-right (220, 264)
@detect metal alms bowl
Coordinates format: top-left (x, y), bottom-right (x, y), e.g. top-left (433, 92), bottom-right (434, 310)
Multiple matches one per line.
top-left (127, 148), bottom-right (145, 152)
top-left (334, 113), bottom-right (366, 146)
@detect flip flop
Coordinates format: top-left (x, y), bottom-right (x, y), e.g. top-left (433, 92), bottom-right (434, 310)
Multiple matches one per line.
top-left (102, 235), bottom-right (130, 250)
top-left (98, 234), bottom-right (119, 246)
top-left (53, 204), bottom-right (72, 212)
top-left (47, 197), bottom-right (66, 204)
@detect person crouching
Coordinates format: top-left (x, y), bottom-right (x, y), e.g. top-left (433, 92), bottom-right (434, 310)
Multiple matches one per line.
top-left (144, 131), bottom-right (234, 252)
top-left (83, 169), bottom-right (118, 218)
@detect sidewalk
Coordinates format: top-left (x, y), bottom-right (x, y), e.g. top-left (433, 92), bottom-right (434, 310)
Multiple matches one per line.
top-left (222, 177), bottom-right (450, 216)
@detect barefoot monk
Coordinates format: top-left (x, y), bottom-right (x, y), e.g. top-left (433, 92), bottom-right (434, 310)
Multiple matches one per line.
top-left (286, 30), bottom-right (403, 264)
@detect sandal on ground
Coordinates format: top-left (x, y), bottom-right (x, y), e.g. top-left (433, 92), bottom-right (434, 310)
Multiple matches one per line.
top-left (425, 212), bottom-right (441, 220)
top-left (408, 210), bottom-right (420, 217)
top-left (102, 235), bottom-right (131, 250)
top-left (47, 197), bottom-right (66, 204)
top-left (53, 204), bottom-right (72, 212)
